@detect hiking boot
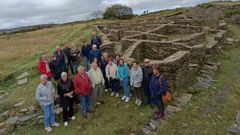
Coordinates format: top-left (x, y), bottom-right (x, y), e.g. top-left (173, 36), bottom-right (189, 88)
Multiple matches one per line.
top-left (144, 124), bottom-right (154, 132)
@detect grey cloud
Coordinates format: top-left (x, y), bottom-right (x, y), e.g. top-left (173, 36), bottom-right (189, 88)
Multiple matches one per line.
top-left (0, 0), bottom-right (214, 29)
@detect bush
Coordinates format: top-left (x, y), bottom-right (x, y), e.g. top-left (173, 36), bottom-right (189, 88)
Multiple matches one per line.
top-left (103, 4), bottom-right (134, 19)
top-left (224, 9), bottom-right (240, 17)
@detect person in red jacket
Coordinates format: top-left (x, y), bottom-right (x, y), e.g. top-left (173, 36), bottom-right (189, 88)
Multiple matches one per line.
top-left (73, 65), bottom-right (92, 118)
top-left (38, 53), bottom-right (52, 79)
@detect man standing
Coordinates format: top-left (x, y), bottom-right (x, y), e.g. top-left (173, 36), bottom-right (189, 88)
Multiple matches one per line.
top-left (54, 46), bottom-right (67, 72)
top-left (70, 47), bottom-right (80, 74)
top-left (63, 43), bottom-right (74, 74)
top-left (101, 52), bottom-right (109, 92)
top-left (87, 63), bottom-right (105, 109)
top-left (91, 32), bottom-right (102, 49)
top-left (81, 40), bottom-right (92, 71)
top-left (74, 66), bottom-right (92, 118)
top-left (142, 58), bottom-right (153, 106)
top-left (89, 45), bottom-right (101, 64)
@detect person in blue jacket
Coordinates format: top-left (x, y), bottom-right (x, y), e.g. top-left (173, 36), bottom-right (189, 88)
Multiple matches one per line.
top-left (118, 59), bottom-right (130, 102)
top-left (91, 32), bottom-right (102, 49)
top-left (89, 45), bottom-right (101, 65)
top-left (149, 65), bottom-right (167, 120)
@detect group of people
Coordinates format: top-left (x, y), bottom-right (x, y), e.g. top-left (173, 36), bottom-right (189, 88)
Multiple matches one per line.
top-left (35, 32), bottom-right (167, 133)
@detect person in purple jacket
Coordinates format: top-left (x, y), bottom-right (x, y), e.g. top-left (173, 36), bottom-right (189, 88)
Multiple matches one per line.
top-left (149, 65), bottom-right (167, 120)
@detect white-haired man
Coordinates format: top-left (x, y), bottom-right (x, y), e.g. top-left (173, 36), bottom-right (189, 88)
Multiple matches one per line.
top-left (89, 44), bottom-right (101, 65)
top-left (87, 63), bottom-right (105, 108)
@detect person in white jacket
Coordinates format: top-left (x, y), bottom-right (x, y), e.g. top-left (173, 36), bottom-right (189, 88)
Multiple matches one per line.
top-left (87, 63), bottom-right (105, 108)
top-left (130, 60), bottom-right (143, 106)
top-left (106, 58), bottom-right (119, 97)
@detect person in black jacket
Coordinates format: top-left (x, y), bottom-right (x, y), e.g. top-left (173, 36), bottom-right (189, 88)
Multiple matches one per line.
top-left (91, 32), bottom-right (102, 49)
top-left (81, 40), bottom-right (92, 71)
top-left (54, 46), bottom-right (67, 72)
top-left (49, 55), bottom-right (64, 81)
top-left (142, 58), bottom-right (153, 106)
top-left (57, 72), bottom-right (75, 127)
top-left (63, 43), bottom-right (74, 74)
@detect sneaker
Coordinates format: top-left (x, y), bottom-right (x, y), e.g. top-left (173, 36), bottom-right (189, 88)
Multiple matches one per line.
top-left (137, 100), bottom-right (142, 106)
top-left (135, 99), bottom-right (139, 105)
top-left (125, 97), bottom-right (130, 102)
top-left (45, 127), bottom-right (52, 132)
top-left (111, 92), bottom-right (115, 96)
top-left (121, 96), bottom-right (126, 101)
top-left (52, 122), bottom-right (60, 127)
top-left (116, 93), bottom-right (119, 97)
top-left (105, 89), bottom-right (108, 92)
top-left (64, 122), bottom-right (68, 127)
top-left (71, 116), bottom-right (76, 120)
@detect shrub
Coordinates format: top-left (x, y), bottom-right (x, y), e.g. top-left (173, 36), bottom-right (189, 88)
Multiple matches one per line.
top-left (103, 4), bottom-right (134, 19)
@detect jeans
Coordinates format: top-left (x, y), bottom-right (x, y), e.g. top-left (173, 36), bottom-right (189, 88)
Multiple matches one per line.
top-left (109, 78), bottom-right (119, 93)
top-left (82, 56), bottom-right (89, 71)
top-left (120, 79), bottom-right (130, 97)
top-left (92, 84), bottom-right (104, 107)
top-left (72, 62), bottom-right (79, 74)
top-left (79, 96), bottom-right (91, 113)
top-left (42, 103), bottom-right (56, 128)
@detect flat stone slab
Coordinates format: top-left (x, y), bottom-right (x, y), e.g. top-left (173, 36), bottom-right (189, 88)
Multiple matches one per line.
top-left (14, 101), bottom-right (25, 107)
top-left (18, 78), bottom-right (28, 86)
top-left (16, 72), bottom-right (30, 80)
top-left (173, 93), bottom-right (192, 107)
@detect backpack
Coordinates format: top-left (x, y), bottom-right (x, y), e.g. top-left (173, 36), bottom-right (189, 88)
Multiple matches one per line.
top-left (159, 75), bottom-right (171, 104)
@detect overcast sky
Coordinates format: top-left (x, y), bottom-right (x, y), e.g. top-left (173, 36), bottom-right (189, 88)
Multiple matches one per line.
top-left (0, 0), bottom-right (217, 29)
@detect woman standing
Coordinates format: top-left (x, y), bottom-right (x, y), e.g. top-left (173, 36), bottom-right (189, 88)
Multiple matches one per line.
top-left (118, 59), bottom-right (130, 102)
top-left (35, 74), bottom-right (60, 133)
top-left (38, 53), bottom-right (52, 80)
top-left (130, 60), bottom-right (143, 106)
top-left (57, 72), bottom-right (75, 127)
top-left (149, 65), bottom-right (167, 120)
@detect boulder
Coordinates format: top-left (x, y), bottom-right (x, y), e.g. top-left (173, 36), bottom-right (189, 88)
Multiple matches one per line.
top-left (228, 123), bottom-right (240, 135)
top-left (5, 117), bottom-right (18, 125)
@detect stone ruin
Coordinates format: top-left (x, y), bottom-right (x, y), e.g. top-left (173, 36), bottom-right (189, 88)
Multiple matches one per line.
top-left (96, 15), bottom-right (227, 91)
